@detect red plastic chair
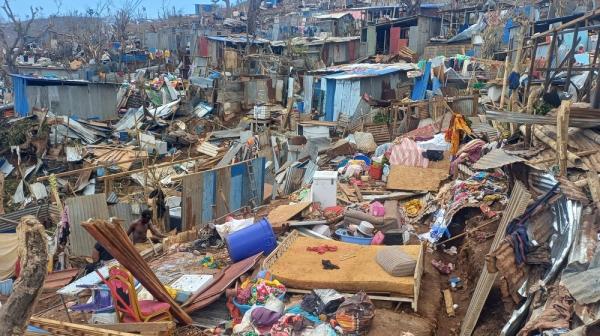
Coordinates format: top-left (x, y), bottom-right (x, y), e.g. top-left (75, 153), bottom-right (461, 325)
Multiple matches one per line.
top-left (99, 266), bottom-right (172, 323)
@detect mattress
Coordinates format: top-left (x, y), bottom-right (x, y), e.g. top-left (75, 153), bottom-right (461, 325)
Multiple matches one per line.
top-left (268, 236), bottom-right (421, 297)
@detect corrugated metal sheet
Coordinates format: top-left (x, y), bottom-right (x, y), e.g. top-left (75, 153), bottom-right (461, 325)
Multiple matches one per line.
top-left (282, 166), bottom-right (305, 196)
top-left (302, 160), bottom-right (318, 185)
top-left (66, 193), bottom-right (110, 257)
top-left (472, 148), bottom-right (526, 170)
top-left (468, 117), bottom-right (500, 141)
top-left (181, 157), bottom-right (265, 228)
top-left (0, 204), bottom-right (58, 233)
top-left (502, 173), bottom-right (583, 335)
top-left (108, 203), bottom-right (136, 229)
top-left (449, 96), bottom-right (476, 116)
top-left (461, 181), bottom-right (532, 336)
top-left (563, 266), bottom-right (600, 304)
top-left (485, 110), bottom-right (600, 128)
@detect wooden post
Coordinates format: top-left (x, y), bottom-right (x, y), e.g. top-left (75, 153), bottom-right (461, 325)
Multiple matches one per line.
top-left (0, 216), bottom-right (48, 336)
top-left (499, 53), bottom-right (511, 110)
top-left (556, 100), bottom-right (572, 176)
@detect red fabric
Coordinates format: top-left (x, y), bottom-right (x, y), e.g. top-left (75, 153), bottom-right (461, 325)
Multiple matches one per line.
top-left (306, 245), bottom-right (338, 254)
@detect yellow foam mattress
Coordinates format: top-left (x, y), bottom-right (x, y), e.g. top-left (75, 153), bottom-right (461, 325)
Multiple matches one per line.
top-left (268, 236), bottom-right (421, 297)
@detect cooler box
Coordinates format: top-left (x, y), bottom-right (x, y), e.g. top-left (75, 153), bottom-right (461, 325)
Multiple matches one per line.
top-left (311, 171), bottom-right (338, 208)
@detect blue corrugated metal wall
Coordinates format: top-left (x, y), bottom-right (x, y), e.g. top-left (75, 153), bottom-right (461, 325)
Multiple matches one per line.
top-left (12, 76), bottom-right (29, 116)
top-left (182, 157), bottom-right (266, 228)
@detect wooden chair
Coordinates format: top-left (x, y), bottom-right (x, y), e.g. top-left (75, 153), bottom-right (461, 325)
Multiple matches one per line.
top-left (101, 266), bottom-right (172, 323)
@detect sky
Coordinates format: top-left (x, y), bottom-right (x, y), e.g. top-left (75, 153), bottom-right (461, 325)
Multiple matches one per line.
top-left (3, 0), bottom-right (218, 19)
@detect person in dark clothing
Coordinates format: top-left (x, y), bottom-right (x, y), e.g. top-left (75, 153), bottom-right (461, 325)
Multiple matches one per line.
top-left (85, 242), bottom-right (114, 274)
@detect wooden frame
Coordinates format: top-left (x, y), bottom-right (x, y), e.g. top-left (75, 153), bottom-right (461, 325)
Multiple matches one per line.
top-left (263, 230), bottom-right (425, 311)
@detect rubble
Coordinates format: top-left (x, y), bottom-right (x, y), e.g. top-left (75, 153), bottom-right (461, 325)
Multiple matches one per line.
top-left (0, 1), bottom-right (598, 335)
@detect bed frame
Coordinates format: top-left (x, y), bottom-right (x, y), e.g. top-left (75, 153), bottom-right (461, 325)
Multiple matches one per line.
top-left (263, 230), bottom-right (425, 312)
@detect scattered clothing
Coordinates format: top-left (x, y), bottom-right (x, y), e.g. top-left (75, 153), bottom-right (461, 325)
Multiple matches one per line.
top-left (306, 245), bottom-right (338, 254)
top-left (321, 260), bottom-right (339, 270)
top-left (431, 259), bottom-right (454, 275)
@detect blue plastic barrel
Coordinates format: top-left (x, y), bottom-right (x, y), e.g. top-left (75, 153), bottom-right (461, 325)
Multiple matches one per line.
top-left (226, 218), bottom-right (277, 262)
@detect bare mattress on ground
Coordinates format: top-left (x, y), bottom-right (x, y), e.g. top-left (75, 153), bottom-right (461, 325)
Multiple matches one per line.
top-left (266, 233), bottom-right (423, 297)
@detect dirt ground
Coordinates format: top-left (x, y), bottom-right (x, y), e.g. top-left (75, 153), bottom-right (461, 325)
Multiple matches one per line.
top-left (407, 211), bottom-right (510, 336)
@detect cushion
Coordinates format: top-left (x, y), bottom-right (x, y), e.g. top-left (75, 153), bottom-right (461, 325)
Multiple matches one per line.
top-left (376, 247), bottom-right (416, 277)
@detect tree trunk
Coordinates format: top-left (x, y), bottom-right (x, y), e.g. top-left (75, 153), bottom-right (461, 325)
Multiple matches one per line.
top-left (223, 0), bottom-right (231, 18)
top-left (247, 0), bottom-right (261, 36)
top-left (0, 216), bottom-right (48, 336)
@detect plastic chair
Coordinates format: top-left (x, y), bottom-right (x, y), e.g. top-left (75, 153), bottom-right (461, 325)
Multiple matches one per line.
top-left (70, 284), bottom-right (114, 313)
top-left (99, 266), bottom-right (172, 323)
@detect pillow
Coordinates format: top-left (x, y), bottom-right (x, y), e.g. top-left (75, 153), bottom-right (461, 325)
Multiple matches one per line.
top-left (376, 247), bottom-right (416, 277)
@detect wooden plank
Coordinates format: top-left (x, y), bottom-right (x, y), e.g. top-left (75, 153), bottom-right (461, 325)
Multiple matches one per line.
top-left (87, 322), bottom-right (175, 335)
top-left (267, 202), bottom-right (311, 229)
top-left (556, 100), bottom-right (572, 176)
top-left (443, 289), bottom-right (456, 317)
top-left (354, 184), bottom-right (364, 202)
top-left (387, 166), bottom-right (449, 192)
top-left (29, 317), bottom-right (139, 336)
top-left (586, 171), bottom-right (600, 208)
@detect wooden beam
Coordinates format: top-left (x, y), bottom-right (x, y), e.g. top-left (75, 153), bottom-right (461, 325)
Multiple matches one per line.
top-left (586, 171), bottom-right (600, 208)
top-left (86, 322), bottom-right (175, 335)
top-left (443, 289), bottom-right (456, 317)
top-left (556, 100), bottom-right (572, 176)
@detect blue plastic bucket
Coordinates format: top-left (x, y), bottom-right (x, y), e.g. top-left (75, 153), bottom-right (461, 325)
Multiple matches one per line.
top-left (226, 218), bottom-right (278, 262)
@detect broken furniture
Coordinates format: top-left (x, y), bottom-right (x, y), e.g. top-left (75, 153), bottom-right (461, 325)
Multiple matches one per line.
top-left (102, 266), bottom-right (173, 323)
top-left (263, 230), bottom-right (424, 311)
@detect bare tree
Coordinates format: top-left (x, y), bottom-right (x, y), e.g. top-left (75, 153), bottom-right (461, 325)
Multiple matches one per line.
top-left (114, 0), bottom-right (142, 71)
top-left (64, 2), bottom-right (112, 63)
top-left (0, 0), bottom-right (43, 74)
top-left (223, 0), bottom-right (232, 18)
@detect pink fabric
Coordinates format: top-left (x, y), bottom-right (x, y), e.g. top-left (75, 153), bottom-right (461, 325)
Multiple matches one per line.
top-left (371, 231), bottom-right (385, 245)
top-left (386, 137), bottom-right (429, 168)
top-left (137, 300), bottom-right (170, 315)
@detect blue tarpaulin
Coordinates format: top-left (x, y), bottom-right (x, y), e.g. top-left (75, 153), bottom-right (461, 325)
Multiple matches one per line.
top-left (411, 62), bottom-right (431, 101)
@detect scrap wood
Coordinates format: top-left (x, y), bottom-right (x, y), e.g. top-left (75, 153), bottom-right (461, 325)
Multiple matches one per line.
top-left (28, 317), bottom-right (139, 336)
top-left (82, 219), bottom-right (193, 324)
top-left (267, 201), bottom-right (311, 229)
top-left (354, 184), bottom-right (364, 202)
top-left (524, 125), bottom-right (582, 165)
top-left (443, 289), bottom-right (455, 317)
top-left (85, 321), bottom-right (176, 335)
top-left (387, 165), bottom-right (449, 192)
top-left (586, 171), bottom-right (600, 208)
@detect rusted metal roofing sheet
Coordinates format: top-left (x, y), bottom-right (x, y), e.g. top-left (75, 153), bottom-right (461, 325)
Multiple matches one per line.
top-left (473, 148), bottom-right (526, 170)
top-left (0, 204), bottom-right (58, 233)
top-left (44, 268), bottom-right (80, 291)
